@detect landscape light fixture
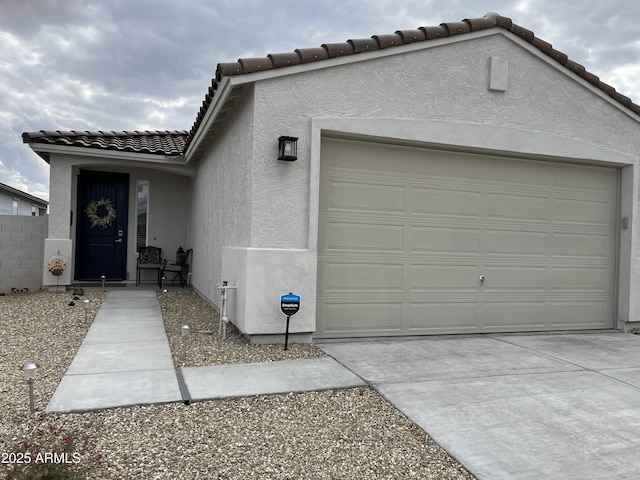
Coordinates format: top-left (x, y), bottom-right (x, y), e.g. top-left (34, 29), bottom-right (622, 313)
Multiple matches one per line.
top-left (20, 362), bottom-right (39, 414)
top-left (161, 276), bottom-right (166, 290)
top-left (83, 298), bottom-right (91, 323)
top-left (163, 288), bottom-right (168, 311)
top-left (181, 324), bottom-right (191, 361)
top-left (278, 136), bottom-right (298, 161)
top-left (101, 275), bottom-right (106, 291)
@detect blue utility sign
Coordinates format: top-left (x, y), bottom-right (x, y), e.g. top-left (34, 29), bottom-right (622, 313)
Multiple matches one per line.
top-left (280, 293), bottom-right (301, 316)
top-left (280, 293), bottom-right (300, 351)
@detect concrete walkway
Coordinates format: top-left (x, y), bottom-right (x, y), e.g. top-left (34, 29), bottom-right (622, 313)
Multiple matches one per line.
top-left (46, 290), bottom-right (182, 412)
top-left (46, 290), bottom-right (363, 413)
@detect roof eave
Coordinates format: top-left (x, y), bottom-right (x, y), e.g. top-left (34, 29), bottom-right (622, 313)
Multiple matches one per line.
top-left (27, 143), bottom-right (196, 177)
top-left (184, 76), bottom-right (236, 162)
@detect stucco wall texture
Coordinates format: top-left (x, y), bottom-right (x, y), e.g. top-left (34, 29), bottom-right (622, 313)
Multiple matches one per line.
top-left (252, 34), bottom-right (640, 248)
top-left (190, 87), bottom-right (255, 305)
top-left (193, 30), bottom-right (640, 337)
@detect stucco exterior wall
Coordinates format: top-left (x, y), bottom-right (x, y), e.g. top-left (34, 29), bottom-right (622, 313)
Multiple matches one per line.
top-left (190, 86), bottom-right (255, 304)
top-left (224, 30), bottom-right (640, 335)
top-left (252, 33), bottom-right (640, 246)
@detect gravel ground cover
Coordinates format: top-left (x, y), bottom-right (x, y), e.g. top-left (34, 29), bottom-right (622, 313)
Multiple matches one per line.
top-left (161, 291), bottom-right (326, 367)
top-left (1, 289), bottom-right (474, 479)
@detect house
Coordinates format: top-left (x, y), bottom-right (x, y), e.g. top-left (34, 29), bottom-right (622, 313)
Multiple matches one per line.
top-left (0, 182), bottom-right (48, 216)
top-left (22, 13), bottom-right (640, 342)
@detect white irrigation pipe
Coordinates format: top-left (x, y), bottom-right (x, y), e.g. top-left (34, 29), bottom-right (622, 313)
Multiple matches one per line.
top-left (217, 281), bottom-right (237, 340)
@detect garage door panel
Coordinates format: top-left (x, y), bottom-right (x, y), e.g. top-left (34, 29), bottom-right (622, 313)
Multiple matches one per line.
top-left (552, 233), bottom-right (609, 257)
top-left (407, 150), bottom-right (485, 180)
top-left (409, 302), bottom-right (478, 329)
top-left (554, 199), bottom-right (610, 225)
top-left (411, 226), bottom-right (480, 253)
top-left (324, 263), bottom-right (402, 291)
top-left (328, 181), bottom-right (405, 213)
top-left (554, 165), bottom-right (616, 192)
top-left (552, 268), bottom-right (608, 291)
top-left (486, 230), bottom-right (547, 255)
top-left (317, 138), bottom-right (617, 337)
top-left (484, 302), bottom-right (545, 327)
top-left (409, 265), bottom-right (478, 290)
top-left (411, 187), bottom-right (481, 217)
top-left (484, 158), bottom-right (553, 187)
top-left (487, 193), bottom-right (548, 221)
top-left (549, 301), bottom-right (610, 328)
top-left (323, 222), bottom-right (404, 252)
top-left (322, 303), bottom-right (403, 333)
top-left (322, 140), bottom-right (407, 174)
top-left (485, 266), bottom-right (546, 290)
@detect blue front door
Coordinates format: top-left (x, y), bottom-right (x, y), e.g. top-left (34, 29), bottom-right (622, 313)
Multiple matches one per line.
top-left (75, 171), bottom-right (129, 280)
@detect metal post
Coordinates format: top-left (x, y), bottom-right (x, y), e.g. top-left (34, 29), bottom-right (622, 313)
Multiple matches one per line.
top-left (220, 281), bottom-right (228, 340)
top-left (284, 315), bottom-right (291, 351)
top-left (27, 378), bottom-right (35, 414)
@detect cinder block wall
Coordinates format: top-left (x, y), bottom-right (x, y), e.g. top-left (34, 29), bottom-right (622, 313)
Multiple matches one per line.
top-left (0, 215), bottom-right (48, 293)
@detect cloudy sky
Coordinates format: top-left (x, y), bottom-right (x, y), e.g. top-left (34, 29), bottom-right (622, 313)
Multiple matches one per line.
top-left (1, 0), bottom-right (639, 201)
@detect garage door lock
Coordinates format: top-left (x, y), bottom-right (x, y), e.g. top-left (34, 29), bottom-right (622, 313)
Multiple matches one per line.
top-left (479, 275), bottom-right (485, 285)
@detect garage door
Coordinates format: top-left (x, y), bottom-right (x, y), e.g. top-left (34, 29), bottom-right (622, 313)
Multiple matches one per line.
top-left (316, 137), bottom-right (618, 338)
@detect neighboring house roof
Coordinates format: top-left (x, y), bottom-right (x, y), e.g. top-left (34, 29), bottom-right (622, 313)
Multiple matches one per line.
top-left (0, 182), bottom-right (48, 205)
top-left (23, 12), bottom-right (640, 158)
top-left (22, 130), bottom-right (188, 160)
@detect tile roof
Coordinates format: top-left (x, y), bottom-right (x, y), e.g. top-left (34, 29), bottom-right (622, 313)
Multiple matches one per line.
top-left (22, 130), bottom-right (188, 157)
top-left (23, 13), bottom-right (640, 158)
top-left (185, 12), bottom-right (640, 152)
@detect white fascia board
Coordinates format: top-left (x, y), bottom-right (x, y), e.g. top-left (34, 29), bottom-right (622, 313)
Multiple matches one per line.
top-left (30, 143), bottom-right (195, 177)
top-left (184, 76), bottom-right (234, 162)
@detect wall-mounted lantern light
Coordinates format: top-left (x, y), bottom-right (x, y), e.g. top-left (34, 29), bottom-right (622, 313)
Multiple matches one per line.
top-left (278, 136), bottom-right (298, 161)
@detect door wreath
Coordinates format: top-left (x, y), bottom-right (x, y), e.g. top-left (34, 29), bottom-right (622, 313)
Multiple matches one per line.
top-left (85, 199), bottom-right (117, 229)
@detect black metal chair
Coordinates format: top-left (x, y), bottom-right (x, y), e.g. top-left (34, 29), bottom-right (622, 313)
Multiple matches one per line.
top-left (161, 248), bottom-right (192, 288)
top-left (136, 246), bottom-right (163, 286)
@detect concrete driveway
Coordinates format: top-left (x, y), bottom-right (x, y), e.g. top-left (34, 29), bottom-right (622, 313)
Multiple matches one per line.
top-left (320, 333), bottom-right (640, 480)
